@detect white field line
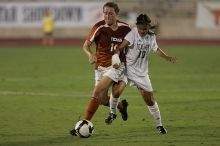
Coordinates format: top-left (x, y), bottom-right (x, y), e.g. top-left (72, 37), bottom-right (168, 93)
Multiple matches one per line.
top-left (0, 91), bottom-right (142, 98)
top-left (0, 91), bottom-right (141, 98)
top-left (0, 91), bottom-right (89, 97)
top-left (0, 88), bottom-right (219, 98)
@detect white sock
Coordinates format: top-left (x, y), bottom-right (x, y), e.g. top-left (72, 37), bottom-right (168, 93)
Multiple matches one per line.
top-left (148, 102), bottom-right (162, 127)
top-left (110, 93), bottom-right (119, 114)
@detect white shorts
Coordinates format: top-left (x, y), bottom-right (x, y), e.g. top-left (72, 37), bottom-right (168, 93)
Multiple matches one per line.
top-left (95, 63), bottom-right (127, 86)
top-left (127, 71), bottom-right (153, 92)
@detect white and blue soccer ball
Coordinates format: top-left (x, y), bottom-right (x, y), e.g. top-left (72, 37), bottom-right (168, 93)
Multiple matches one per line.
top-left (75, 120), bottom-right (94, 138)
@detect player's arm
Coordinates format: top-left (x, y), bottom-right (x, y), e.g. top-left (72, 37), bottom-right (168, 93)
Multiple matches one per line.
top-left (112, 39), bottom-right (130, 69)
top-left (83, 40), bottom-right (97, 64)
top-left (114, 39), bottom-right (130, 55)
top-left (155, 48), bottom-right (177, 63)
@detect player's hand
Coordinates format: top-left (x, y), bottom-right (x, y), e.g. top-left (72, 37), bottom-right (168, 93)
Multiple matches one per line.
top-left (89, 54), bottom-right (97, 64)
top-left (167, 56), bottom-right (177, 63)
top-left (112, 54), bottom-right (121, 69)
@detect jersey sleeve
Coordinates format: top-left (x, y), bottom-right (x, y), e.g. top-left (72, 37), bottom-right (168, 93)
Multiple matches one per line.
top-left (86, 21), bottom-right (103, 42)
top-left (124, 28), bottom-right (135, 46)
top-left (150, 35), bottom-right (158, 52)
top-left (86, 25), bottom-right (98, 42)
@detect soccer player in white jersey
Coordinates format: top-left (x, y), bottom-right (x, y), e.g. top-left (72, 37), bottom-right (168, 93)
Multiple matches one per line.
top-left (110, 14), bottom-right (177, 134)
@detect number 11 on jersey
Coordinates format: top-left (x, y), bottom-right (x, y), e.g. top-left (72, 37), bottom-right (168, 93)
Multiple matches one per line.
top-left (110, 43), bottom-right (118, 52)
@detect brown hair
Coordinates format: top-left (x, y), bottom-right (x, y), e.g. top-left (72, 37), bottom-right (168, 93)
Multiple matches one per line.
top-left (103, 2), bottom-right (120, 14)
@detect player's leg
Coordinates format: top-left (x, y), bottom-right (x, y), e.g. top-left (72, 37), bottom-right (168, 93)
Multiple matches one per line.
top-left (84, 79), bottom-right (127, 123)
top-left (70, 90), bottom-right (104, 136)
top-left (70, 76), bottom-right (113, 136)
top-left (104, 64), bottom-right (129, 124)
top-left (101, 64), bottom-right (128, 112)
top-left (105, 81), bottom-right (127, 124)
top-left (83, 75), bottom-right (113, 121)
top-left (128, 72), bottom-right (167, 134)
top-left (42, 34), bottom-right (48, 46)
top-left (48, 34), bottom-right (54, 46)
top-left (138, 88), bottom-right (167, 134)
top-left (110, 81), bottom-right (126, 115)
top-left (102, 95), bottom-right (128, 121)
top-left (101, 89), bottom-right (128, 122)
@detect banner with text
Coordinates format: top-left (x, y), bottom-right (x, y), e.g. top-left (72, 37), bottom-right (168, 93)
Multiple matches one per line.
top-left (0, 2), bottom-right (104, 27)
top-left (196, 2), bottom-right (220, 28)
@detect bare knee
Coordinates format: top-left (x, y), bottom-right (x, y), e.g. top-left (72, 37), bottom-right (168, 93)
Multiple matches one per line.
top-left (139, 88), bottom-right (155, 106)
top-left (112, 81), bottom-right (126, 98)
top-left (92, 87), bottom-right (109, 105)
top-left (92, 84), bottom-right (106, 97)
top-left (112, 90), bottom-right (120, 98)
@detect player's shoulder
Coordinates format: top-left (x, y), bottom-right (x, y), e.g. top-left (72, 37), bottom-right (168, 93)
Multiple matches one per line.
top-left (117, 20), bottom-right (130, 29)
top-left (92, 20), bottom-right (106, 30)
top-left (130, 27), bottom-right (138, 34)
top-left (117, 20), bottom-right (129, 26)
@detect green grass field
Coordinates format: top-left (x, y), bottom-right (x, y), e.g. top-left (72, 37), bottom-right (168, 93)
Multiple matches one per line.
top-left (0, 46), bottom-right (220, 146)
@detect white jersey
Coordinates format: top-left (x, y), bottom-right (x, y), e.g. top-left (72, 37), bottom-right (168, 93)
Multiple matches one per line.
top-left (125, 27), bottom-right (158, 76)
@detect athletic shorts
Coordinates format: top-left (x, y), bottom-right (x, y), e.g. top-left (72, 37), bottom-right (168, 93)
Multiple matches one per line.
top-left (95, 63), bottom-right (127, 86)
top-left (127, 71), bottom-right (153, 92)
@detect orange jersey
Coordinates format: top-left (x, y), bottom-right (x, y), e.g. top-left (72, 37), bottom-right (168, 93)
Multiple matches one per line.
top-left (86, 20), bottom-right (131, 69)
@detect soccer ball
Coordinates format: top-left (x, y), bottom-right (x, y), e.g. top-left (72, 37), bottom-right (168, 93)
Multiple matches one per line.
top-left (75, 120), bottom-right (94, 138)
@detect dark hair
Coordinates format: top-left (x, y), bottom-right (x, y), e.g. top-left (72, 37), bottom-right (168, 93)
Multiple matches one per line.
top-left (103, 2), bottom-right (120, 14)
top-left (136, 14), bottom-right (151, 25)
top-left (136, 14), bottom-right (157, 29)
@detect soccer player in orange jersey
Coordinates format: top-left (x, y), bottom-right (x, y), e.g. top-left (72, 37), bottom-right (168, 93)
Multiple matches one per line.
top-left (70, 2), bottom-right (131, 136)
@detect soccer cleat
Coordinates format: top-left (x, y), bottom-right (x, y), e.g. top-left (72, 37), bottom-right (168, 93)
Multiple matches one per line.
top-left (105, 112), bottom-right (117, 124)
top-left (69, 128), bottom-right (77, 136)
top-left (156, 126), bottom-right (167, 134)
top-left (119, 99), bottom-right (128, 121)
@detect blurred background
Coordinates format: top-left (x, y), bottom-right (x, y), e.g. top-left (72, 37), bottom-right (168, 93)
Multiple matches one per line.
top-left (0, 0), bottom-right (220, 46)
